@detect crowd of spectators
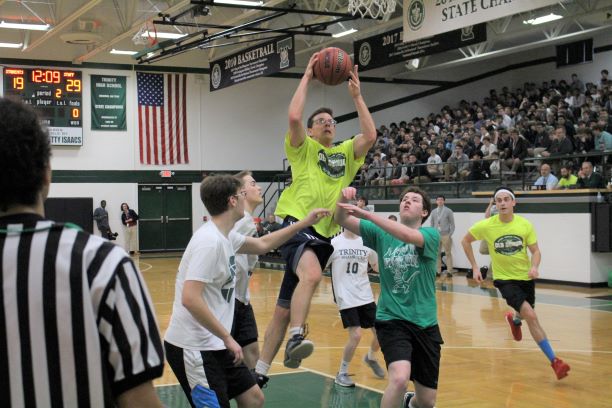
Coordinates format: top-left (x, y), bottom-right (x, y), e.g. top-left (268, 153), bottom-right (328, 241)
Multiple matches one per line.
top-left (354, 69), bottom-right (612, 190)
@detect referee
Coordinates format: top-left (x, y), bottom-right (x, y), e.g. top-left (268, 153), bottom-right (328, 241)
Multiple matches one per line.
top-left (0, 97), bottom-right (165, 407)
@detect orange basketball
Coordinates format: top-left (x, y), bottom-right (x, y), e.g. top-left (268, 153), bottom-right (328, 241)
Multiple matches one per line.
top-left (313, 47), bottom-right (353, 86)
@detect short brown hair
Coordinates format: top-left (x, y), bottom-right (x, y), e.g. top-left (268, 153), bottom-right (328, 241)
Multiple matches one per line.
top-left (307, 107), bottom-right (333, 128)
top-left (399, 186), bottom-right (432, 223)
top-left (200, 174), bottom-right (242, 216)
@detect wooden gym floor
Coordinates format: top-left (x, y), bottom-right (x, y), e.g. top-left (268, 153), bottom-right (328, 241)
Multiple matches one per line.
top-left (140, 256), bottom-right (612, 408)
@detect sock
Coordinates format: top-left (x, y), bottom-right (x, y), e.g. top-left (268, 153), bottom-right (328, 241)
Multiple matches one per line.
top-left (289, 326), bottom-right (303, 337)
top-left (339, 360), bottom-right (350, 374)
top-left (537, 339), bottom-right (556, 363)
top-left (255, 360), bottom-right (270, 376)
top-left (513, 313), bottom-right (522, 325)
top-left (367, 349), bottom-right (376, 360)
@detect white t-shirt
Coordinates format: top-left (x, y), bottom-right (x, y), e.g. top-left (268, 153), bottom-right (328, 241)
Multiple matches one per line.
top-left (231, 211), bottom-right (258, 304)
top-left (328, 234), bottom-right (377, 310)
top-left (165, 221), bottom-right (245, 350)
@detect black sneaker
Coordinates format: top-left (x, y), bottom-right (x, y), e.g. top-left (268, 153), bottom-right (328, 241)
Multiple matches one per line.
top-left (403, 391), bottom-right (415, 408)
top-left (283, 334), bottom-right (314, 369)
top-left (250, 369), bottom-right (269, 389)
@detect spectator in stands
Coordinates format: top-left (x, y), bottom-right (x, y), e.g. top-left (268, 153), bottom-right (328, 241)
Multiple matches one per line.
top-left (445, 144), bottom-right (470, 181)
top-left (599, 69), bottom-right (609, 89)
top-left (262, 213), bottom-right (282, 234)
top-left (555, 166), bottom-right (578, 189)
top-left (599, 111), bottom-right (612, 133)
top-left (403, 153), bottom-right (430, 184)
top-left (488, 151), bottom-right (503, 178)
top-left (570, 73), bottom-right (585, 93)
top-left (574, 128), bottom-right (595, 153)
top-left (417, 140), bottom-right (430, 163)
top-left (367, 152), bottom-right (383, 185)
top-left (503, 128), bottom-right (529, 173)
top-left (426, 146), bottom-right (443, 179)
top-left (533, 164), bottom-right (559, 190)
top-left (467, 151), bottom-right (489, 181)
top-left (576, 161), bottom-right (606, 188)
top-left (542, 126), bottom-right (573, 157)
top-left (481, 134), bottom-right (497, 158)
top-left (357, 196), bottom-right (369, 211)
top-left (436, 140), bottom-right (451, 162)
top-left (592, 124), bottom-right (612, 151)
top-left (430, 195), bottom-right (456, 277)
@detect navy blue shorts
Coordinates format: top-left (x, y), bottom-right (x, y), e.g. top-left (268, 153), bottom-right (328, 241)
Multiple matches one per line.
top-left (276, 216), bottom-right (334, 308)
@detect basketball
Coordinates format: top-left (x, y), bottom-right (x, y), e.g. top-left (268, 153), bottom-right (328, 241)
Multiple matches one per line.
top-left (313, 47), bottom-right (353, 86)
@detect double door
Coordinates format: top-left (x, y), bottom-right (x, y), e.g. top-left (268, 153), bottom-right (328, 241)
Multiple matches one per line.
top-left (138, 184), bottom-right (192, 252)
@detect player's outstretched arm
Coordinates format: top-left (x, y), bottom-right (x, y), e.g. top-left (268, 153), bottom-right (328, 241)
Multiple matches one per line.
top-left (239, 208), bottom-right (330, 255)
top-left (288, 52), bottom-right (318, 148)
top-left (334, 187), bottom-right (362, 235)
top-left (461, 232), bottom-right (482, 282)
top-left (182, 280), bottom-right (243, 364)
top-left (348, 65), bottom-right (377, 158)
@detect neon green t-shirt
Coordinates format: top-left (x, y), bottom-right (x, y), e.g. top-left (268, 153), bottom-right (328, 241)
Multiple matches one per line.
top-left (275, 133), bottom-right (365, 238)
top-left (557, 174), bottom-right (578, 188)
top-left (469, 214), bottom-right (537, 281)
top-left (360, 220), bottom-right (440, 328)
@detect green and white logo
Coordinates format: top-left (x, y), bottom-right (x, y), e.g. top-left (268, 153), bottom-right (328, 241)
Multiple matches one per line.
top-left (493, 235), bottom-right (524, 256)
top-left (318, 150), bottom-right (346, 178)
top-left (408, 0), bottom-right (425, 31)
top-left (359, 42), bottom-right (372, 67)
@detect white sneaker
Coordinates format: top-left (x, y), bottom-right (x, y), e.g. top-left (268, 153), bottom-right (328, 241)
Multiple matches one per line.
top-left (334, 372), bottom-right (355, 387)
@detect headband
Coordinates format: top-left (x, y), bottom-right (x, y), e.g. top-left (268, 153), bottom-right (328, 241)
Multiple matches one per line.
top-left (494, 189), bottom-right (515, 200)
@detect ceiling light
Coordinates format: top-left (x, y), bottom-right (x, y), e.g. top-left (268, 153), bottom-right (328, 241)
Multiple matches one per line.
top-left (0, 42), bottom-right (23, 48)
top-left (110, 49), bottom-right (138, 55)
top-left (142, 30), bottom-right (187, 39)
top-left (0, 21), bottom-right (50, 31)
top-left (333, 28), bottom-right (357, 38)
top-left (523, 13), bottom-right (562, 25)
top-left (215, 0), bottom-right (264, 6)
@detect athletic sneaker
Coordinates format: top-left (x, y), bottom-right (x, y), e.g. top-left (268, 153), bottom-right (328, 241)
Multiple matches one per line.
top-left (362, 354), bottom-right (385, 378)
top-left (505, 311), bottom-right (522, 341)
top-left (250, 369), bottom-right (269, 388)
top-left (283, 334), bottom-right (314, 369)
top-left (403, 391), bottom-right (415, 408)
top-left (551, 357), bottom-right (570, 380)
top-left (334, 372), bottom-right (355, 387)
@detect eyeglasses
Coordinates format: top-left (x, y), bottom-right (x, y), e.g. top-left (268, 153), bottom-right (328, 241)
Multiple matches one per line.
top-left (313, 118), bottom-right (337, 126)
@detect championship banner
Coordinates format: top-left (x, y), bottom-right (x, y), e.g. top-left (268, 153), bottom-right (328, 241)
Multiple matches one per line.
top-left (91, 75), bottom-right (126, 130)
top-left (403, 0), bottom-right (559, 43)
top-left (355, 24), bottom-right (486, 71)
top-left (209, 36), bottom-right (294, 91)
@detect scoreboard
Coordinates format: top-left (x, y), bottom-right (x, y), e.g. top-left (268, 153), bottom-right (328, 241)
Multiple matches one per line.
top-left (3, 67), bottom-right (83, 146)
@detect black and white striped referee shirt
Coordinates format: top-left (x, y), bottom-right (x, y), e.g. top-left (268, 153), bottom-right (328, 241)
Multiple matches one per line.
top-left (0, 213), bottom-right (164, 407)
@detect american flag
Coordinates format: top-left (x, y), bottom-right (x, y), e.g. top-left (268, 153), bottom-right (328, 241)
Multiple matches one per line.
top-left (137, 72), bottom-right (189, 165)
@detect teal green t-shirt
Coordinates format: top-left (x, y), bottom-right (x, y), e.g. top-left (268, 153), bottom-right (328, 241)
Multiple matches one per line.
top-left (360, 220), bottom-right (440, 328)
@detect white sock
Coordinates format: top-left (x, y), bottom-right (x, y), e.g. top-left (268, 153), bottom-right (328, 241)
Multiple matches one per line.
top-left (367, 349), bottom-right (376, 360)
top-left (339, 360), bottom-right (350, 374)
top-left (289, 326), bottom-right (303, 337)
top-left (255, 360), bottom-right (270, 376)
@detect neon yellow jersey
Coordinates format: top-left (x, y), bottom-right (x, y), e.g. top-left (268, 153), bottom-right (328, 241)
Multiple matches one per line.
top-left (469, 214), bottom-right (537, 281)
top-left (557, 174), bottom-right (578, 188)
top-left (275, 132), bottom-right (365, 238)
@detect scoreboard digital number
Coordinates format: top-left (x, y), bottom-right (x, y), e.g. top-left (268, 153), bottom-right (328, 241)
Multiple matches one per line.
top-left (3, 67), bottom-right (83, 146)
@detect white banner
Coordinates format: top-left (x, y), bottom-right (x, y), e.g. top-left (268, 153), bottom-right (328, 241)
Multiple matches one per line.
top-left (403, 0), bottom-right (559, 43)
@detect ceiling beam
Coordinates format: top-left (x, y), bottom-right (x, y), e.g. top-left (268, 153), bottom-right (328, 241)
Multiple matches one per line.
top-left (24, 0), bottom-right (103, 52)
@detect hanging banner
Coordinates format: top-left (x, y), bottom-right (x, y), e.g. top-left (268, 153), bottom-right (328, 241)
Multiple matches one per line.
top-left (403, 0), bottom-right (559, 43)
top-left (355, 24), bottom-right (486, 71)
top-left (91, 75), bottom-right (126, 130)
top-left (209, 36), bottom-right (294, 91)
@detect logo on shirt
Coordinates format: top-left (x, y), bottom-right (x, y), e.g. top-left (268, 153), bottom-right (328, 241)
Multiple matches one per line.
top-left (383, 245), bottom-right (420, 294)
top-left (494, 235), bottom-right (524, 255)
top-left (222, 255), bottom-right (236, 303)
top-left (318, 150), bottom-right (346, 178)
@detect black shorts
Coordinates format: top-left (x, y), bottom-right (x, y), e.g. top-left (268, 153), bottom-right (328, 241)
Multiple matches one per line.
top-left (493, 279), bottom-right (535, 312)
top-left (277, 216), bottom-right (334, 308)
top-left (340, 302), bottom-right (377, 329)
top-left (374, 319), bottom-right (443, 389)
top-left (164, 341), bottom-right (255, 408)
top-left (231, 299), bottom-right (258, 347)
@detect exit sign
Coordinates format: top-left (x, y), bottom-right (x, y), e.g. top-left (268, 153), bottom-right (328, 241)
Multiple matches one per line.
top-left (159, 170), bottom-right (173, 178)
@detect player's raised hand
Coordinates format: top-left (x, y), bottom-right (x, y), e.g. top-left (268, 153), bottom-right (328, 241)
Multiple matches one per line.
top-left (336, 202), bottom-right (369, 220)
top-left (304, 52), bottom-right (319, 81)
top-left (304, 208), bottom-right (331, 225)
top-left (341, 187), bottom-right (357, 202)
top-left (348, 65), bottom-right (361, 98)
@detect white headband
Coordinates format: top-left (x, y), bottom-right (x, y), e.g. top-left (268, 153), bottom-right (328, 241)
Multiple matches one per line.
top-left (494, 189), bottom-right (515, 200)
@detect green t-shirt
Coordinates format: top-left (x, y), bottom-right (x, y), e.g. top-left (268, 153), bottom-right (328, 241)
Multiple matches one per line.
top-left (469, 214), bottom-right (537, 281)
top-left (360, 220), bottom-right (440, 328)
top-left (276, 133), bottom-right (365, 238)
top-left (557, 174), bottom-right (578, 188)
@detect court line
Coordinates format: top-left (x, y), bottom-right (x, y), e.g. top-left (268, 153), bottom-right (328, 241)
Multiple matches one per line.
top-left (138, 261), bottom-right (153, 272)
top-left (305, 345), bottom-right (612, 354)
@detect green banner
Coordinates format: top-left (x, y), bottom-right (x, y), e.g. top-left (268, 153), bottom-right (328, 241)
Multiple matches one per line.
top-left (91, 75), bottom-right (126, 131)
